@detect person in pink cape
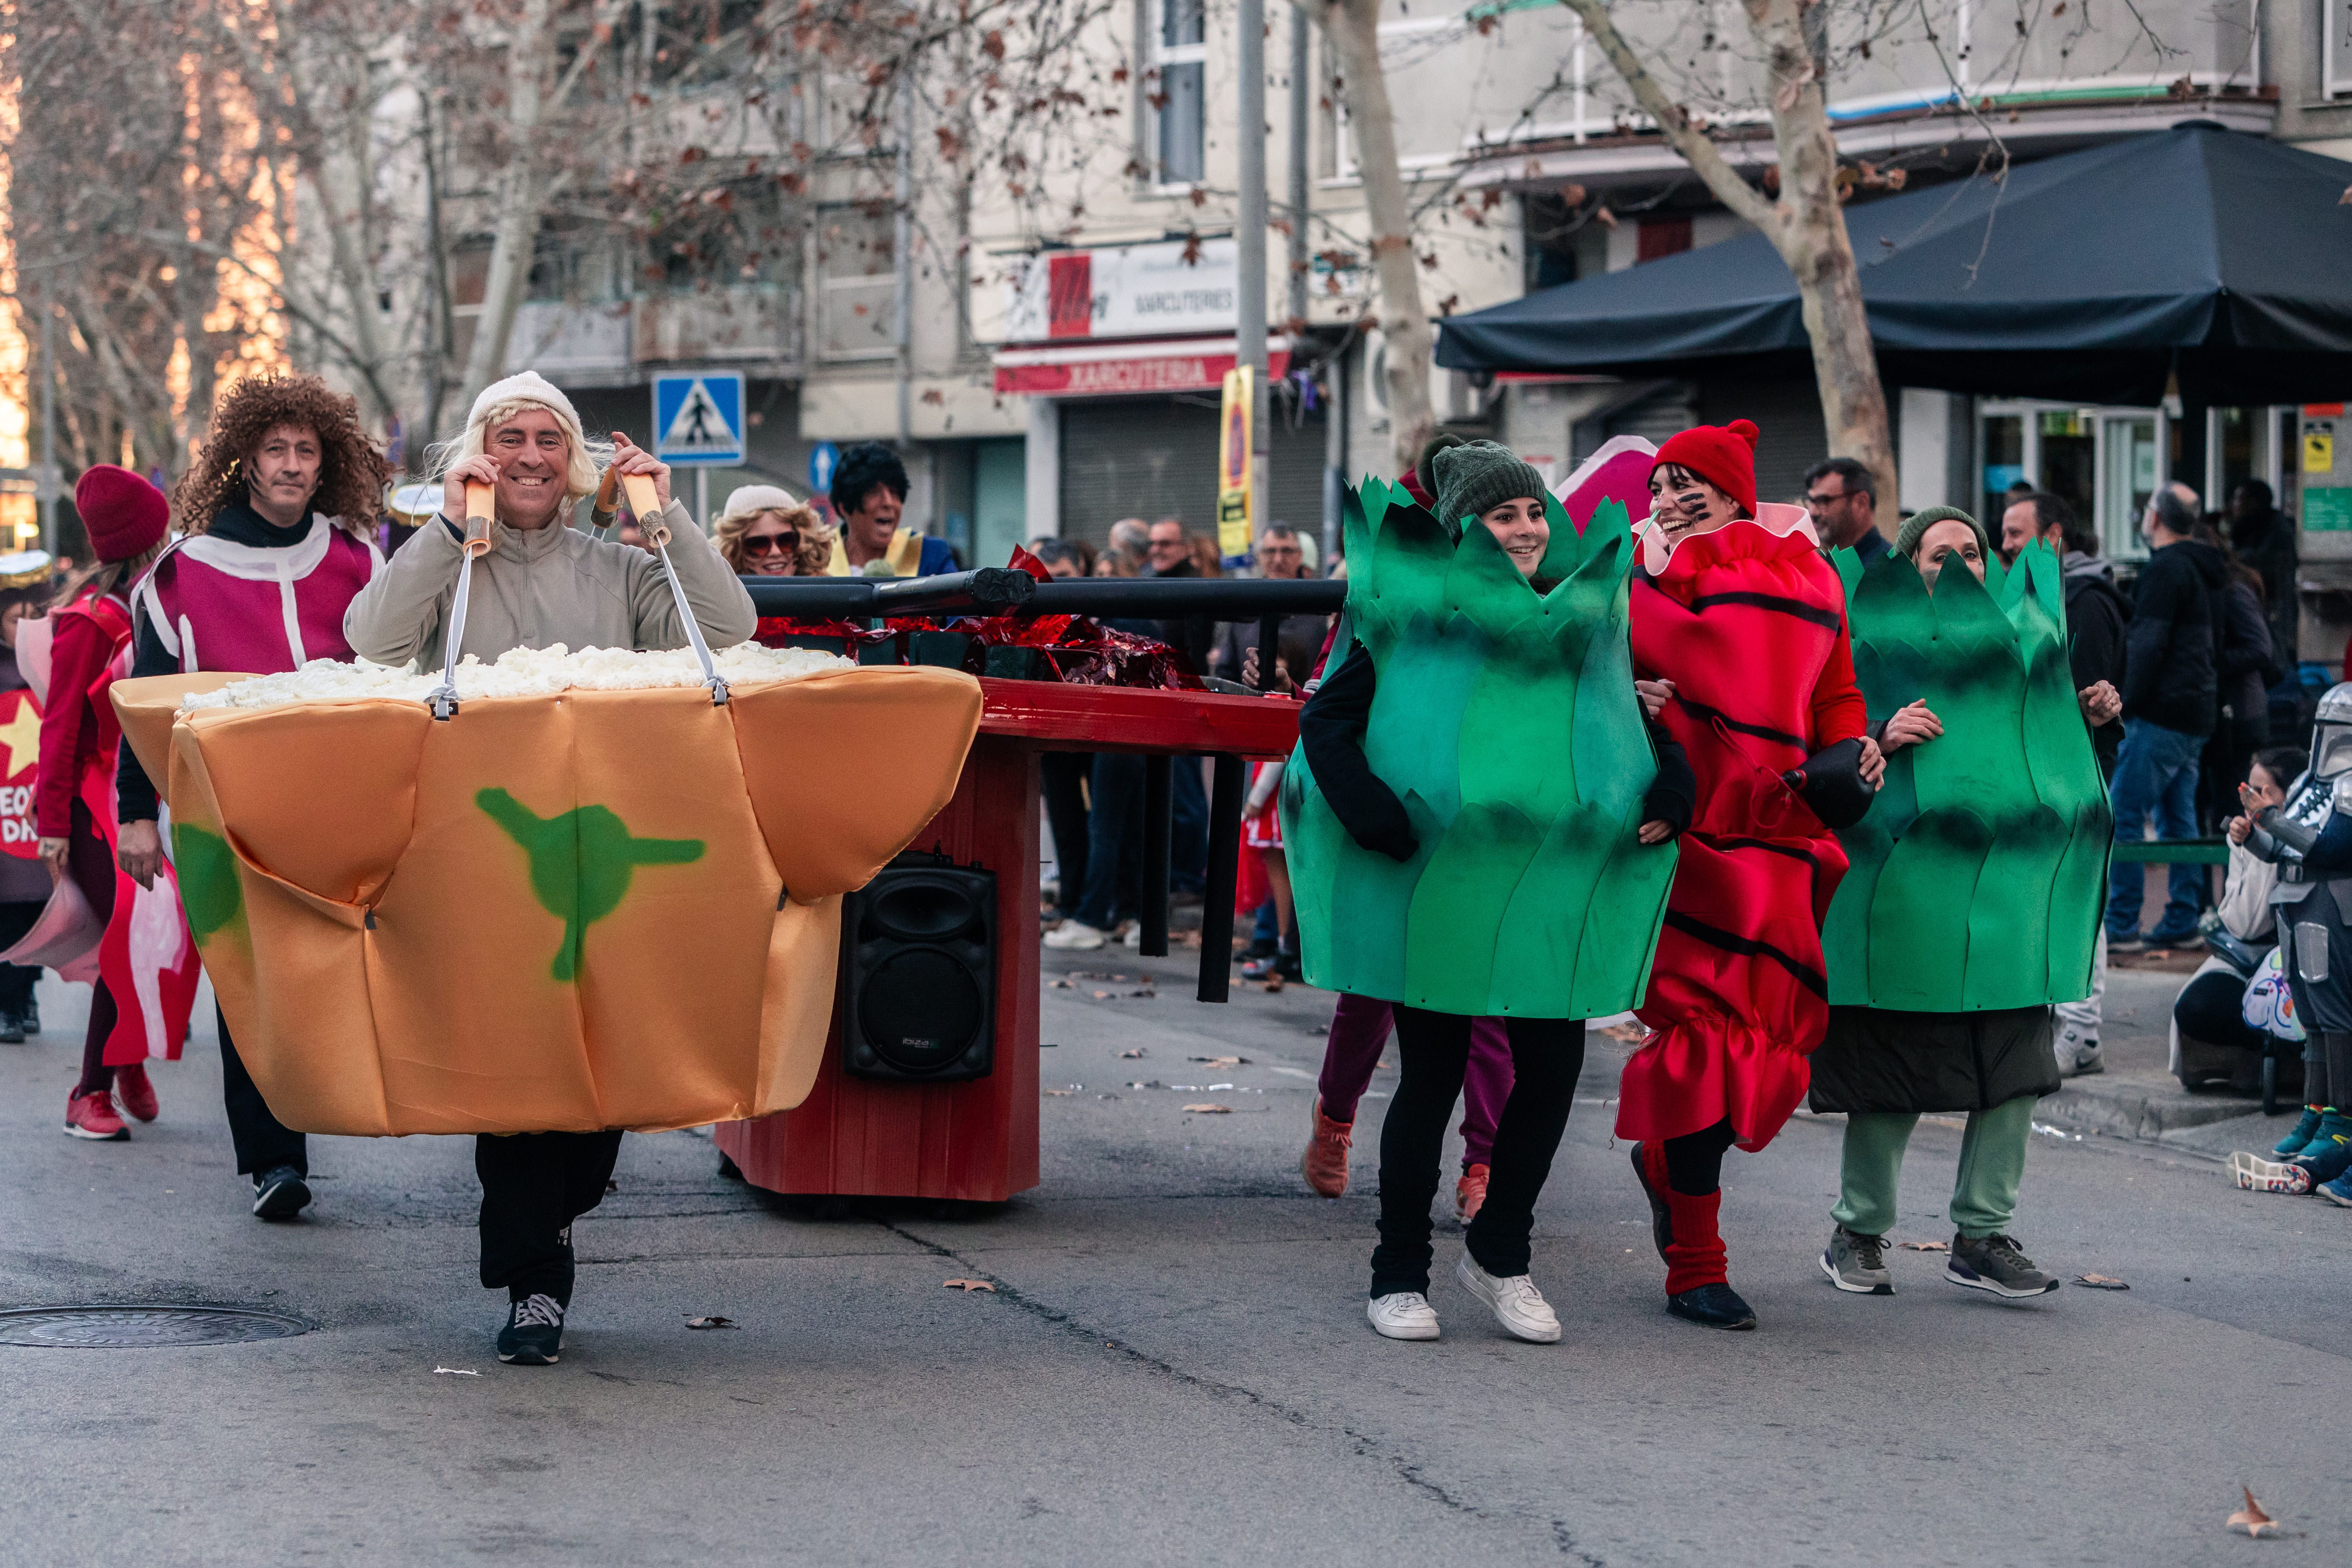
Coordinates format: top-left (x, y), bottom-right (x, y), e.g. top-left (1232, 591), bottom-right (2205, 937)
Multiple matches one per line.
top-left (112, 373), bottom-right (390, 1219)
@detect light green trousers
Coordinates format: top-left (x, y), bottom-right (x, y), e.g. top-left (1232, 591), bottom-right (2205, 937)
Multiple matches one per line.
top-left (1830, 1093), bottom-right (2038, 1240)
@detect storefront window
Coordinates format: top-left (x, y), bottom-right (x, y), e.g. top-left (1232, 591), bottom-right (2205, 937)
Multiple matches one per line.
top-left (2211, 406), bottom-right (2281, 509)
top-left (2100, 415), bottom-right (2159, 561)
top-left (1981, 413), bottom-right (2023, 526)
top-left (2041, 409), bottom-right (2096, 536)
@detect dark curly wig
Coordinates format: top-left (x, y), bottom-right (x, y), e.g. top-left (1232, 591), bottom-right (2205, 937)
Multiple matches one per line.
top-left (171, 374), bottom-right (390, 535)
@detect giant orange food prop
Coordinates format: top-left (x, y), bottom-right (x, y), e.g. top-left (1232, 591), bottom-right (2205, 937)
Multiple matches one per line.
top-left (111, 666), bottom-right (982, 1136)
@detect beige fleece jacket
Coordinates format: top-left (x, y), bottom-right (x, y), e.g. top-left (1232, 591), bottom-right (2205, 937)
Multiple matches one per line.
top-left (343, 499), bottom-right (756, 669)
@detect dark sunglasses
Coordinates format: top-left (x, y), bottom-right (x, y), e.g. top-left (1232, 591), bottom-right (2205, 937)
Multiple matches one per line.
top-left (745, 531), bottom-right (800, 554)
top-left (1803, 490), bottom-right (1848, 507)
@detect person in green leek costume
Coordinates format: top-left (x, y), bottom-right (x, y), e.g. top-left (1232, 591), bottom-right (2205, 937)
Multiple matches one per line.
top-left (1809, 506), bottom-right (2120, 1300)
top-left (1286, 441), bottom-right (1693, 1345)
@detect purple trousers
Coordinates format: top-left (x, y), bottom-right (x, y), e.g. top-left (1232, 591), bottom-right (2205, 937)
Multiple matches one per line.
top-left (1317, 992), bottom-right (1513, 1168)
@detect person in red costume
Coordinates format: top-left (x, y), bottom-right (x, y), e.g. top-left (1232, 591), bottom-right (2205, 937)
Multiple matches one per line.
top-left (1619, 419), bottom-right (1884, 1330)
top-left (39, 466), bottom-right (171, 1142)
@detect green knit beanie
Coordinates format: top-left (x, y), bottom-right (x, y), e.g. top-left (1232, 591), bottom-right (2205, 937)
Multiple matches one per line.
top-left (1894, 504), bottom-right (1989, 565)
top-left (1430, 440), bottom-right (1549, 535)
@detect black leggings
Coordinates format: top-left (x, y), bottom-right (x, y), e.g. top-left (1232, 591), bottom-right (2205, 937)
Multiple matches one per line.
top-left (1371, 1007), bottom-right (1584, 1298)
top-left (0, 900), bottom-right (41, 1011)
top-left (1662, 1117), bottom-right (1739, 1196)
top-left (2304, 1031), bottom-right (2352, 1108)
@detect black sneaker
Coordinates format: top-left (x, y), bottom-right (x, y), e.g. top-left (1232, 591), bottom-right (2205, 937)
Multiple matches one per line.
top-left (21, 997), bottom-right (38, 1035)
top-left (1667, 1282), bottom-right (1757, 1330)
top-left (498, 1293), bottom-right (567, 1365)
top-left (2106, 932), bottom-right (2149, 954)
top-left (251, 1166), bottom-right (313, 1220)
top-left (1235, 936), bottom-right (1279, 964)
top-left (1945, 1233), bottom-right (2059, 1298)
top-left (0, 1009), bottom-right (23, 1045)
top-left (1821, 1225), bottom-right (1892, 1295)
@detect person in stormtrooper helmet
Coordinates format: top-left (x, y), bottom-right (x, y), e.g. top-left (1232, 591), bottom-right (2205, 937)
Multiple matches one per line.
top-left (2239, 681), bottom-right (2352, 1194)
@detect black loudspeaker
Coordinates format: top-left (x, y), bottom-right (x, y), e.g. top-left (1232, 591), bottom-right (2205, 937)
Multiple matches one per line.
top-left (840, 852), bottom-right (997, 1083)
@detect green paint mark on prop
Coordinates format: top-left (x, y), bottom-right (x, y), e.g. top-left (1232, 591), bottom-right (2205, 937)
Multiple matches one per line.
top-left (477, 788), bottom-right (704, 982)
top-left (1281, 480), bottom-right (1675, 1017)
top-left (1821, 541), bottom-right (2112, 1011)
top-left (172, 823), bottom-right (241, 941)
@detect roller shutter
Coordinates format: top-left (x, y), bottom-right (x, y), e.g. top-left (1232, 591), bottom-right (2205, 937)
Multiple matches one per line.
top-left (1057, 396), bottom-right (1327, 551)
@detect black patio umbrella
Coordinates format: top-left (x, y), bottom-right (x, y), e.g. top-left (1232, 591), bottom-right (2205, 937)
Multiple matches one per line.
top-left (1437, 122), bottom-right (2352, 409)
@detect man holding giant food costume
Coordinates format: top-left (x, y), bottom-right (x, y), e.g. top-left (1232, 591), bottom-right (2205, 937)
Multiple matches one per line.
top-left (344, 371), bottom-right (755, 1365)
top-left (114, 373), bottom-right (390, 1218)
top-left (1809, 506), bottom-right (2117, 1300)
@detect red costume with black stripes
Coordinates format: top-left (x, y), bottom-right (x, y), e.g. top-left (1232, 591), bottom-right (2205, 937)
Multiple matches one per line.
top-left (1621, 514), bottom-right (1866, 1151)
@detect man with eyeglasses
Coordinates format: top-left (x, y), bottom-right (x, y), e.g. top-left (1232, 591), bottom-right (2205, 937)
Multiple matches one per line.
top-left (1803, 457), bottom-right (1887, 559)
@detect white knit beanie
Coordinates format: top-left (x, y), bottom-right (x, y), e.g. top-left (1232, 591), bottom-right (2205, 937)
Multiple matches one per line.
top-left (468, 370), bottom-right (581, 436)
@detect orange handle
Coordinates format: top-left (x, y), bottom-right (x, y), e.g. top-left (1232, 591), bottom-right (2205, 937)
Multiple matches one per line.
top-left (461, 481), bottom-right (494, 558)
top-left (621, 473), bottom-right (667, 545)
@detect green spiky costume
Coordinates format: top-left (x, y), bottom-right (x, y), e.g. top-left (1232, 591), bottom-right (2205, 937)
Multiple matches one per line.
top-left (1809, 537), bottom-right (2113, 1246)
top-left (1281, 478), bottom-right (1680, 1019)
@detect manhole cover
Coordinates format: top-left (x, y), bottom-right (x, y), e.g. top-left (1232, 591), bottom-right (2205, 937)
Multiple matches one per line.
top-left (0, 1305), bottom-right (312, 1348)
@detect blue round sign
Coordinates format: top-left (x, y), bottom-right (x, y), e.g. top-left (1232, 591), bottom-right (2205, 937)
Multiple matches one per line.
top-left (809, 441), bottom-right (839, 497)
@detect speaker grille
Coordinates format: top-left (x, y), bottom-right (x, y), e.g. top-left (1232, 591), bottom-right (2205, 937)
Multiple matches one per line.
top-left (859, 947), bottom-right (987, 1073)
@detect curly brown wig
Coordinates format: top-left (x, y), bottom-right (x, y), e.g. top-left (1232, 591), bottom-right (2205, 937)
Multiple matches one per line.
top-left (171, 374), bottom-right (390, 535)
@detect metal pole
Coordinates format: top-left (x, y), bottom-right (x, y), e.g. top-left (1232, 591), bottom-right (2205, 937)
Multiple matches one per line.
top-left (37, 307), bottom-right (58, 555)
top-left (695, 468), bottom-right (708, 531)
top-left (1237, 0), bottom-right (1269, 559)
top-left (1287, 8), bottom-right (1310, 330)
top-left (1141, 755), bottom-right (1171, 956)
top-left (1197, 754), bottom-right (1247, 1003)
top-left (894, 75), bottom-right (914, 447)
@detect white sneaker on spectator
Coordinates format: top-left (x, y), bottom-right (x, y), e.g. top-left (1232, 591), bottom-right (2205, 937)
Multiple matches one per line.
top-left (2054, 1026), bottom-right (2102, 1077)
top-left (1044, 920), bottom-right (1108, 951)
top-left (1367, 1292), bottom-right (1440, 1340)
top-left (1121, 921), bottom-right (1144, 948)
top-left (1455, 1254), bottom-right (1562, 1343)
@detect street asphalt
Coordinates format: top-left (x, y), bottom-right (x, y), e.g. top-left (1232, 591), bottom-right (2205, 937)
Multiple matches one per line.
top-left (0, 952), bottom-right (2344, 1567)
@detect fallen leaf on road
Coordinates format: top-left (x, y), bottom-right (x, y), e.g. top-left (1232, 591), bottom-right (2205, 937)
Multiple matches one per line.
top-left (1052, 979), bottom-right (1073, 989)
top-left (433, 1367), bottom-right (480, 1377)
top-left (685, 1316), bottom-right (739, 1330)
top-left (1189, 1055), bottom-right (1248, 1066)
top-left (1182, 1104), bottom-right (1231, 1114)
top-left (1044, 1088), bottom-right (1075, 1096)
top-left (2073, 1273), bottom-right (2129, 1290)
top-left (2228, 1485), bottom-right (2281, 1537)
top-left (1898, 1241), bottom-right (1949, 1253)
top-left (1119, 1049), bottom-right (1147, 1058)
top-left (943, 1279), bottom-right (996, 1293)
top-left (1128, 988), bottom-right (1157, 997)
top-left (1092, 990), bottom-right (1111, 999)
top-left (1263, 975), bottom-right (1285, 992)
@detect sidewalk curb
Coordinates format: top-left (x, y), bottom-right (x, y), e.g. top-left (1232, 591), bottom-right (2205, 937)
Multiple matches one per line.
top-left (2040, 1075), bottom-right (2261, 1143)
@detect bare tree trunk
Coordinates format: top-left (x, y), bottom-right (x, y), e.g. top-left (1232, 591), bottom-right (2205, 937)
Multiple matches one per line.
top-left (1307, 0), bottom-right (1434, 478)
top-left (456, 0), bottom-right (553, 415)
top-left (1561, 0), bottom-right (1899, 534)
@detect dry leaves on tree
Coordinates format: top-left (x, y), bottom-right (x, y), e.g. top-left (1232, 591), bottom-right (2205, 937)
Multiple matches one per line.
top-left (2227, 1486), bottom-right (2282, 1537)
top-left (943, 1279), bottom-right (997, 1293)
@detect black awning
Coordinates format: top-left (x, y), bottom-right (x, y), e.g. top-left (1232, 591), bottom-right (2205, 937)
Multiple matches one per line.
top-left (1437, 122), bottom-right (2352, 407)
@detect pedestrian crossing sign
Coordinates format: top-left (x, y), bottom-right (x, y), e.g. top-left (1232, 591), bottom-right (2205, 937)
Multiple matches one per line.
top-left (651, 373), bottom-right (746, 466)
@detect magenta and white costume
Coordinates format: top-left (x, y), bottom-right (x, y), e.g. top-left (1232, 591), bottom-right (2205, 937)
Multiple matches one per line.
top-left (138, 517), bottom-right (383, 673)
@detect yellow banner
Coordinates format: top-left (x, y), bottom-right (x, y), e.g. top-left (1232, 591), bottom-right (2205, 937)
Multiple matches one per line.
top-left (1216, 366), bottom-right (1254, 560)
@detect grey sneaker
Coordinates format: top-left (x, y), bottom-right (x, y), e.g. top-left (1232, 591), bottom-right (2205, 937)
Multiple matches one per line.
top-left (1820, 1225), bottom-right (1892, 1295)
top-left (1945, 1233), bottom-right (2059, 1298)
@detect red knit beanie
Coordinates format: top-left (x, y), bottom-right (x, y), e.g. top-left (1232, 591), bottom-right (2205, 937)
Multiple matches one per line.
top-left (1651, 419), bottom-right (1760, 518)
top-left (74, 464), bottom-right (169, 563)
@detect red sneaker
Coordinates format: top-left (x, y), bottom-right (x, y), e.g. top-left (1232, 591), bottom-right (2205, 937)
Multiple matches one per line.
top-left (114, 1062), bottom-right (158, 1123)
top-left (1455, 1163), bottom-right (1490, 1222)
top-left (64, 1088), bottom-right (128, 1141)
top-left (1300, 1097), bottom-right (1353, 1198)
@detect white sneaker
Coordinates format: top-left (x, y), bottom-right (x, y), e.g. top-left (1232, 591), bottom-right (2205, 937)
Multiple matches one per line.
top-left (2053, 1027), bottom-right (2102, 1077)
top-left (1455, 1253), bottom-right (1562, 1343)
top-left (1044, 920), bottom-right (1108, 951)
top-left (1366, 1291), bottom-right (1440, 1340)
top-left (1121, 921), bottom-right (1143, 948)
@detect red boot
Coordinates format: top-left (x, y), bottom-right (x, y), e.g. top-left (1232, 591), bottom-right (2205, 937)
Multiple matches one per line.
top-left (1631, 1140), bottom-right (1726, 1292)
